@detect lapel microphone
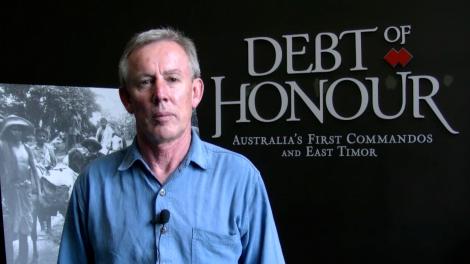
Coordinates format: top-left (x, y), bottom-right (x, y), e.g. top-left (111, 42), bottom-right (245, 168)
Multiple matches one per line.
top-left (152, 209), bottom-right (171, 225)
top-left (160, 209), bottom-right (170, 225)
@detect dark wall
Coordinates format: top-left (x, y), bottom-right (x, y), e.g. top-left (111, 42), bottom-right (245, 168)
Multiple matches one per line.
top-left (1, 1), bottom-right (469, 263)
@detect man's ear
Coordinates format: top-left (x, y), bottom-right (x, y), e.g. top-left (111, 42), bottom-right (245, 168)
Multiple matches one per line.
top-left (119, 87), bottom-right (134, 114)
top-left (191, 78), bottom-right (204, 109)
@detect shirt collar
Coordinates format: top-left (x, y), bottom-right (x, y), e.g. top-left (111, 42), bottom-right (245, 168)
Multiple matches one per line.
top-left (118, 128), bottom-right (208, 172)
top-left (186, 128), bottom-right (208, 170)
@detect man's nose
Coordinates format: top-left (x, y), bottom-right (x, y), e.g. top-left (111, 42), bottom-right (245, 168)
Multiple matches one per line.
top-left (152, 78), bottom-right (169, 102)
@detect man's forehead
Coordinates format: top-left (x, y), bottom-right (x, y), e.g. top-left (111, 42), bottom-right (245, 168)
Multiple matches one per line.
top-left (131, 40), bottom-right (188, 61)
top-left (126, 40), bottom-right (192, 80)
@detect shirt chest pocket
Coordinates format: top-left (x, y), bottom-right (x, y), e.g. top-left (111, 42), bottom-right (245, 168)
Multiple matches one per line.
top-left (191, 228), bottom-right (242, 264)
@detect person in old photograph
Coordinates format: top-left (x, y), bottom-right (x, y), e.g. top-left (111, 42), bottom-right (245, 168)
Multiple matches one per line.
top-left (31, 127), bottom-right (57, 234)
top-left (67, 112), bottom-right (82, 151)
top-left (95, 117), bottom-right (114, 155)
top-left (58, 27), bottom-right (285, 263)
top-left (80, 137), bottom-right (105, 163)
top-left (63, 137), bottom-right (103, 175)
top-left (109, 131), bottom-right (126, 153)
top-left (0, 115), bottom-right (42, 264)
top-left (32, 128), bottom-right (57, 176)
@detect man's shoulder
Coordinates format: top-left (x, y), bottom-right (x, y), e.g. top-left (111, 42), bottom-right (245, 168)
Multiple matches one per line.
top-left (199, 139), bottom-right (258, 171)
top-left (201, 139), bottom-right (242, 157)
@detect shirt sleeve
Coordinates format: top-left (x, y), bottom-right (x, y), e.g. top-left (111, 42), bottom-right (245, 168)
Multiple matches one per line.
top-left (240, 170), bottom-right (285, 264)
top-left (58, 173), bottom-right (93, 263)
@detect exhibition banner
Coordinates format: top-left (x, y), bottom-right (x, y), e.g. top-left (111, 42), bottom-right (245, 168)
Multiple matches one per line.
top-left (194, 3), bottom-right (469, 263)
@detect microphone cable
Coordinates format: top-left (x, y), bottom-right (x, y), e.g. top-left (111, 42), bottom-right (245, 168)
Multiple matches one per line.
top-left (156, 209), bottom-right (170, 264)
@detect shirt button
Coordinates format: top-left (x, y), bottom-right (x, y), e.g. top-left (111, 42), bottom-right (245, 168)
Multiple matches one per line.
top-left (161, 226), bottom-right (168, 233)
top-left (159, 188), bottom-right (166, 196)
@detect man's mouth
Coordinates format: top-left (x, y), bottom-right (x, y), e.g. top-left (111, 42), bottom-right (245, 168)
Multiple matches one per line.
top-left (151, 112), bottom-right (174, 122)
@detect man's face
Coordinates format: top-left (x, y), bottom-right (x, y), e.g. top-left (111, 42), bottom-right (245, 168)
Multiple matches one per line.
top-left (8, 126), bottom-right (23, 141)
top-left (120, 41), bottom-right (203, 145)
top-left (36, 132), bottom-right (47, 145)
top-left (100, 119), bottom-right (107, 128)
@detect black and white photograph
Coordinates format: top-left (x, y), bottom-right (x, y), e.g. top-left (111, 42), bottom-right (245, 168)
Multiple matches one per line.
top-left (0, 83), bottom-right (134, 263)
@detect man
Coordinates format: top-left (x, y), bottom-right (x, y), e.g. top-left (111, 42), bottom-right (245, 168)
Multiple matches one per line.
top-left (68, 112), bottom-right (82, 150)
top-left (58, 28), bottom-right (285, 263)
top-left (109, 131), bottom-right (126, 153)
top-left (32, 127), bottom-right (57, 234)
top-left (0, 115), bottom-right (41, 264)
top-left (95, 117), bottom-right (114, 155)
top-left (32, 127), bottom-right (57, 175)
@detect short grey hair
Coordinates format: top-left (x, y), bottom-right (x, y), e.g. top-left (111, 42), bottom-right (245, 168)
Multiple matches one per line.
top-left (118, 27), bottom-right (201, 88)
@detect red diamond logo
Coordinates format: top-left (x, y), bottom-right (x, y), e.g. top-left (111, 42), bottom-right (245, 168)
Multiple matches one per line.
top-left (384, 48), bottom-right (413, 67)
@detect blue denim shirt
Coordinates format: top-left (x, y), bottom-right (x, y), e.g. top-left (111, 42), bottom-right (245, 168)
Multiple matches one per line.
top-left (58, 130), bottom-right (285, 263)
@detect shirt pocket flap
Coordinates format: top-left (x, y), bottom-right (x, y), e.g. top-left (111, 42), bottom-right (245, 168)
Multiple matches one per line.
top-left (192, 228), bottom-right (241, 263)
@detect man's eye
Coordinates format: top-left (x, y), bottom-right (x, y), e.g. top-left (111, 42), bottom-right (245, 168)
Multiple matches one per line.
top-left (167, 76), bottom-right (179, 82)
top-left (138, 79), bottom-right (153, 87)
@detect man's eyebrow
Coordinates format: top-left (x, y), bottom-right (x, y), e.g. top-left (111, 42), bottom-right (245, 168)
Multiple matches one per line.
top-left (134, 73), bottom-right (155, 78)
top-left (132, 69), bottom-right (183, 79)
top-left (162, 69), bottom-right (183, 75)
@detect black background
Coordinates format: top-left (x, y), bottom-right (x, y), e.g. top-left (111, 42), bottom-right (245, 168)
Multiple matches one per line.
top-left (1, 0), bottom-right (469, 263)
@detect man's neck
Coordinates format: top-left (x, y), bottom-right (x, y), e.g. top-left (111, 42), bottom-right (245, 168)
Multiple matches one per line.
top-left (137, 130), bottom-right (192, 184)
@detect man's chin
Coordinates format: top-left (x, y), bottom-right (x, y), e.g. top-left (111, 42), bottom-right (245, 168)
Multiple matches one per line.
top-left (146, 127), bottom-right (185, 144)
